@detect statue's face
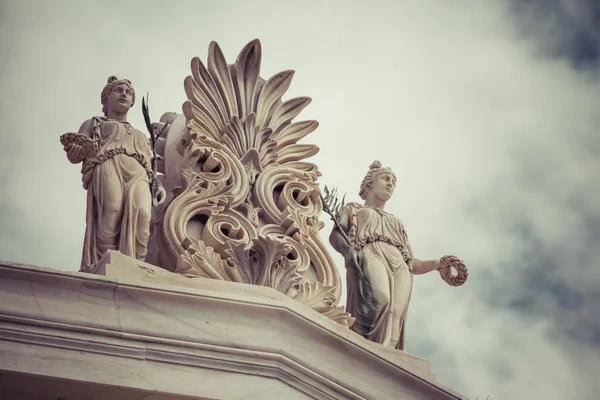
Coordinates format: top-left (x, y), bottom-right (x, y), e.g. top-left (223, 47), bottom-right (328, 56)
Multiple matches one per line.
top-left (369, 172), bottom-right (396, 202)
top-left (105, 83), bottom-right (134, 114)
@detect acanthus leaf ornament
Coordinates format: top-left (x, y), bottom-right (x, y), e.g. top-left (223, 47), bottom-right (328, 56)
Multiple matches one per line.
top-left (156, 39), bottom-right (349, 326)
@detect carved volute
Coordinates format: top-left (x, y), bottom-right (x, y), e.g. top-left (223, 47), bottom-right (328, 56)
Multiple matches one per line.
top-left (156, 40), bottom-right (352, 326)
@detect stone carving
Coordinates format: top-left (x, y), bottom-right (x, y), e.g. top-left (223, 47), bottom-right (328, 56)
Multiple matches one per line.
top-left (329, 161), bottom-right (468, 350)
top-left (60, 76), bottom-right (166, 272)
top-left (154, 40), bottom-right (352, 326)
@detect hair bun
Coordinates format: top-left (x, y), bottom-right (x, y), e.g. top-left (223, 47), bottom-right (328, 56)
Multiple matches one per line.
top-left (107, 75), bottom-right (119, 84)
top-left (369, 160), bottom-right (382, 170)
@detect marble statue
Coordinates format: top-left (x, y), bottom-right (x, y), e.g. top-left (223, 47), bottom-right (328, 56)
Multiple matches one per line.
top-left (329, 161), bottom-right (467, 350)
top-left (61, 76), bottom-right (166, 271)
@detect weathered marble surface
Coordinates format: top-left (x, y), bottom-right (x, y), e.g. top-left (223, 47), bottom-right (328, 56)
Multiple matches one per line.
top-left (330, 161), bottom-right (468, 351)
top-left (60, 76), bottom-right (165, 272)
top-left (145, 40), bottom-right (351, 326)
top-left (0, 255), bottom-right (467, 400)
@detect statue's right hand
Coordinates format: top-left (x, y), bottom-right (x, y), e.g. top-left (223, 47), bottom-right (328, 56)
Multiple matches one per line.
top-left (64, 143), bottom-right (86, 163)
top-left (64, 143), bottom-right (84, 158)
top-left (344, 248), bottom-right (365, 279)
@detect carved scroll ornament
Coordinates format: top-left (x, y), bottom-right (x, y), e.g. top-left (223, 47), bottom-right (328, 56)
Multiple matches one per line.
top-left (158, 40), bottom-right (352, 326)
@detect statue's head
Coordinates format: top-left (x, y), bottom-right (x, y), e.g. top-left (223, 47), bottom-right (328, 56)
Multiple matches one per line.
top-left (101, 76), bottom-right (136, 117)
top-left (359, 160), bottom-right (397, 203)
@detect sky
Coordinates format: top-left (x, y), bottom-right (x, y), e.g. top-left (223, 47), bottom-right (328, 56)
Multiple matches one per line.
top-left (1, 0), bottom-right (599, 399)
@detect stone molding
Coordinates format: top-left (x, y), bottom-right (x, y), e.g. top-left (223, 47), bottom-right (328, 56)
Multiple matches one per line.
top-left (0, 255), bottom-right (466, 400)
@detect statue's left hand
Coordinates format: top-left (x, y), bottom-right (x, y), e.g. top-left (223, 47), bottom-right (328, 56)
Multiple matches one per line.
top-left (438, 255), bottom-right (461, 270)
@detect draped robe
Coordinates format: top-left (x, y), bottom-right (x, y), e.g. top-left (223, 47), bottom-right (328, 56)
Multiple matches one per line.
top-left (346, 202), bottom-right (414, 350)
top-left (79, 117), bottom-right (153, 270)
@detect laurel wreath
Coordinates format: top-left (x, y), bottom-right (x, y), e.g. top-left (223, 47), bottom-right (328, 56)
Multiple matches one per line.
top-left (60, 133), bottom-right (99, 158)
top-left (439, 255), bottom-right (468, 286)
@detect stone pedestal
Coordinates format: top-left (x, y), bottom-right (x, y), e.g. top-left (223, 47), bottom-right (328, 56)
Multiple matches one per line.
top-left (0, 253), bottom-right (466, 399)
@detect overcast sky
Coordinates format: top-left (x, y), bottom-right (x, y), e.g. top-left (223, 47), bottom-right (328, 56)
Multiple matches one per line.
top-left (1, 1), bottom-right (599, 399)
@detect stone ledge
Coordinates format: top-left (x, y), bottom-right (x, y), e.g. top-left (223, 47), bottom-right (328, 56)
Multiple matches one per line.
top-left (0, 255), bottom-right (467, 400)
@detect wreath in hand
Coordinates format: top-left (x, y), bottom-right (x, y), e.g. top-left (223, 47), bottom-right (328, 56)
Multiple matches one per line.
top-left (438, 255), bottom-right (468, 286)
top-left (60, 133), bottom-right (99, 158)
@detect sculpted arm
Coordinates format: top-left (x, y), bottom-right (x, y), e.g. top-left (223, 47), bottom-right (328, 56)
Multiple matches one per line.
top-left (411, 258), bottom-right (441, 275)
top-left (329, 205), bottom-right (364, 277)
top-left (328, 204), bottom-right (353, 257)
top-left (138, 132), bottom-right (166, 206)
top-left (407, 236), bottom-right (468, 285)
top-left (78, 118), bottom-right (94, 137)
top-left (406, 240), bottom-right (442, 275)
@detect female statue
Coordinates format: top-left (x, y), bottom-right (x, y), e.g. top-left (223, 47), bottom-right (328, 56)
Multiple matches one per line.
top-left (61, 76), bottom-right (165, 271)
top-left (329, 161), bottom-right (465, 350)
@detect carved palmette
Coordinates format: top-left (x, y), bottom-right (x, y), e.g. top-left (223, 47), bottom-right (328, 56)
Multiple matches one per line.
top-left (159, 40), bottom-right (352, 326)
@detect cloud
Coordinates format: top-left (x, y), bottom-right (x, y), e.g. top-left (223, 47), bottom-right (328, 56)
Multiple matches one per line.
top-left (509, 0), bottom-right (600, 67)
top-left (0, 1), bottom-right (599, 399)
